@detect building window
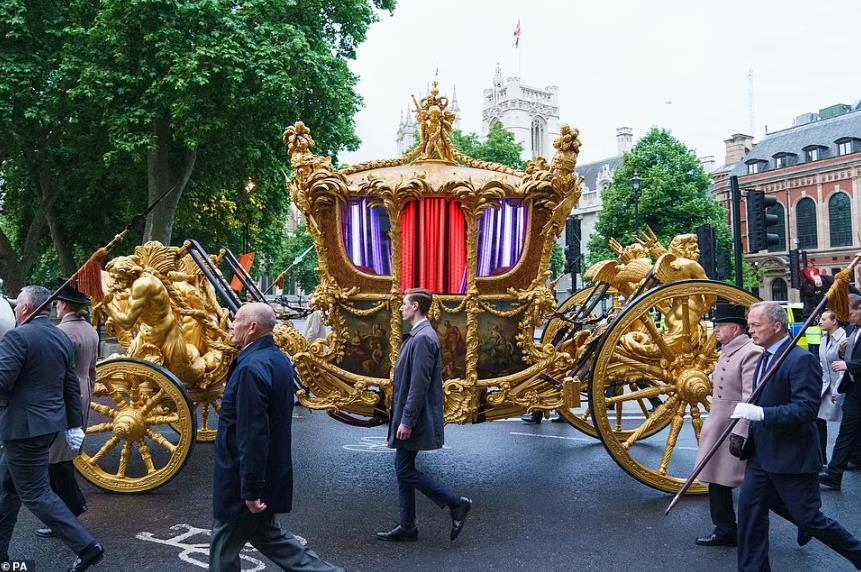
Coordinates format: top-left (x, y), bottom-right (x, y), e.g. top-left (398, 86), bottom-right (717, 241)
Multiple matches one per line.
top-left (829, 192), bottom-right (852, 247)
top-left (796, 197), bottom-right (818, 249)
top-left (838, 141), bottom-right (853, 156)
top-left (771, 277), bottom-right (788, 302)
top-left (767, 202), bottom-right (787, 252)
top-left (747, 162), bottom-right (760, 175)
top-left (531, 117), bottom-right (545, 159)
top-left (774, 156), bottom-right (786, 169)
top-left (806, 148), bottom-right (819, 162)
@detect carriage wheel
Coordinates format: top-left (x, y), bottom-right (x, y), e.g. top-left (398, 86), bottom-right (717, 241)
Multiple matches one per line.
top-left (590, 280), bottom-right (758, 494)
top-left (74, 358), bottom-right (196, 493)
top-left (545, 286), bottom-right (670, 440)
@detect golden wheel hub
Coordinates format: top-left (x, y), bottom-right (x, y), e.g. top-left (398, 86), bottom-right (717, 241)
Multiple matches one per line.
top-left (113, 409), bottom-right (146, 441)
top-left (674, 368), bottom-right (711, 404)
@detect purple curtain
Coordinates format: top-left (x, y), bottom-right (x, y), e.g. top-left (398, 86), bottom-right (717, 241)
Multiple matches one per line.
top-left (477, 199), bottom-right (528, 277)
top-left (341, 198), bottom-right (392, 275)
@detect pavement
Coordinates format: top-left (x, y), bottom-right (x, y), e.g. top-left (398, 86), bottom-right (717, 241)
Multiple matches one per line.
top-left (7, 409), bottom-right (861, 571)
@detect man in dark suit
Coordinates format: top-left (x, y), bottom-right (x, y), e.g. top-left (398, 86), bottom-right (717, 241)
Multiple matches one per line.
top-left (0, 285), bottom-right (104, 571)
top-left (821, 294), bottom-right (861, 489)
top-left (732, 301), bottom-right (861, 571)
top-left (210, 302), bottom-right (343, 572)
top-left (376, 288), bottom-right (472, 542)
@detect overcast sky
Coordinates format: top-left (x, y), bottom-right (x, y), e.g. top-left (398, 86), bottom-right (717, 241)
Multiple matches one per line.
top-left (338, 0), bottom-right (861, 168)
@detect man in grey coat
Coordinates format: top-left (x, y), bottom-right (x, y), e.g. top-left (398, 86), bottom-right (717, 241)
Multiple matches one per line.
top-left (376, 288), bottom-right (472, 542)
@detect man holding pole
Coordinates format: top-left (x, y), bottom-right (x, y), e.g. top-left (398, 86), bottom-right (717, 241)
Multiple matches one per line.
top-left (731, 301), bottom-right (861, 571)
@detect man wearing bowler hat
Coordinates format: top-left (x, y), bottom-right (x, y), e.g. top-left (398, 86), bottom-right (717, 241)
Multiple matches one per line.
top-left (694, 302), bottom-right (762, 547)
top-left (36, 282), bottom-right (99, 538)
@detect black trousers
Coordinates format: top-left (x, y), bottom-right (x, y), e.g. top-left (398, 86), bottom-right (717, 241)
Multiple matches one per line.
top-left (209, 512), bottom-right (343, 572)
top-left (738, 458), bottom-right (861, 571)
top-left (827, 392), bottom-right (861, 479)
top-left (395, 448), bottom-right (457, 527)
top-left (0, 433), bottom-right (96, 557)
top-left (708, 483), bottom-right (737, 537)
top-left (817, 418), bottom-right (829, 466)
top-left (49, 461), bottom-right (87, 517)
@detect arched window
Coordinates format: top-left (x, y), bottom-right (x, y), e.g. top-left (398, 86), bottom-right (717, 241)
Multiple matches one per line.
top-left (771, 278), bottom-right (788, 302)
top-left (796, 197), bottom-right (818, 249)
top-left (767, 202), bottom-right (787, 252)
top-left (531, 117), bottom-right (545, 158)
top-left (829, 192), bottom-right (852, 247)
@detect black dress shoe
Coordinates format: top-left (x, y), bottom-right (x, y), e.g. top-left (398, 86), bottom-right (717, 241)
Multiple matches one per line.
top-left (550, 413), bottom-right (567, 423)
top-left (375, 525), bottom-right (418, 542)
top-left (68, 542), bottom-right (104, 572)
top-left (797, 530), bottom-right (813, 546)
top-left (695, 533), bottom-right (737, 547)
top-left (819, 471), bottom-right (842, 490)
top-left (449, 497), bottom-right (472, 540)
top-left (520, 412), bottom-right (542, 424)
top-left (35, 527), bottom-right (55, 538)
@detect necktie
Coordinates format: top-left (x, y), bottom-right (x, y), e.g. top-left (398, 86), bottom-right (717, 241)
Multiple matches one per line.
top-left (755, 350), bottom-right (772, 389)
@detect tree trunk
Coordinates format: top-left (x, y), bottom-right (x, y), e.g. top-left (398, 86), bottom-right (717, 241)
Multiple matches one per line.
top-left (144, 116), bottom-right (197, 245)
top-left (39, 171), bottom-right (76, 277)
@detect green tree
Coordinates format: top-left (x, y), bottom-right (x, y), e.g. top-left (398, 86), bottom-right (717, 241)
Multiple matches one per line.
top-left (73, 0), bottom-right (395, 244)
top-left (451, 123), bottom-right (526, 170)
top-left (0, 0), bottom-right (394, 294)
top-left (588, 128), bottom-right (731, 265)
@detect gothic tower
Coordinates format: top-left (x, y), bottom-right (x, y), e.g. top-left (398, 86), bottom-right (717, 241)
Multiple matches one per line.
top-left (481, 64), bottom-right (560, 162)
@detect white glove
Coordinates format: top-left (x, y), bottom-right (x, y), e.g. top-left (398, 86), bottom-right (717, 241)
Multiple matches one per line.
top-left (65, 427), bottom-right (85, 451)
top-left (731, 403), bottom-right (764, 422)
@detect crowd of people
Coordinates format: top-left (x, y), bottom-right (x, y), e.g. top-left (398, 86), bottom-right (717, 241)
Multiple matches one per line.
top-left (4, 278), bottom-right (861, 571)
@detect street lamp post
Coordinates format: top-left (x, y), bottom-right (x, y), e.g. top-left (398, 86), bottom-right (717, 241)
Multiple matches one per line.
top-left (630, 172), bottom-right (642, 231)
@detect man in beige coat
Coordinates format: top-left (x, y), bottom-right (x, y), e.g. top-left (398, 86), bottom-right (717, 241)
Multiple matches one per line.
top-left (694, 302), bottom-right (761, 547)
top-left (37, 283), bottom-right (99, 538)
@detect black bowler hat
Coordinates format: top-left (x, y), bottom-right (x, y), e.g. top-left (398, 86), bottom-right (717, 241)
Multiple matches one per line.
top-left (711, 302), bottom-right (747, 325)
top-left (55, 279), bottom-right (91, 305)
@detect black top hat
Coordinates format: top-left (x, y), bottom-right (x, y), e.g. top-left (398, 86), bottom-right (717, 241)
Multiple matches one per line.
top-left (711, 302), bottom-right (747, 325)
top-left (55, 279), bottom-right (91, 306)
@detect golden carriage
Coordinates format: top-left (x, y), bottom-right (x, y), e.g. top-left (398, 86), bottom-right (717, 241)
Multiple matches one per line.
top-left (75, 83), bottom-right (757, 495)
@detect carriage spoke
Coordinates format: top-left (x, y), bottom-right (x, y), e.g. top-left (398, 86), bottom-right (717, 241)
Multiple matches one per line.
top-left (90, 435), bottom-right (121, 465)
top-left (657, 402), bottom-right (687, 475)
top-left (605, 384), bottom-right (670, 406)
top-left (117, 441), bottom-right (132, 478)
top-left (99, 377), bottom-right (128, 408)
top-left (145, 414), bottom-right (180, 426)
top-left (139, 389), bottom-right (166, 416)
top-left (638, 317), bottom-right (676, 362)
top-left (622, 395), bottom-right (678, 449)
top-left (90, 403), bottom-right (118, 418)
top-left (86, 422), bottom-right (114, 434)
top-left (690, 403), bottom-right (704, 443)
top-left (138, 439), bottom-right (157, 474)
top-left (146, 429), bottom-right (177, 454)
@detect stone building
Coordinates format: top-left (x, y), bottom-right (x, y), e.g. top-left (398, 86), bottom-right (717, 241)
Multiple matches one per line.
top-left (711, 102), bottom-right (861, 301)
top-left (481, 64), bottom-right (560, 162)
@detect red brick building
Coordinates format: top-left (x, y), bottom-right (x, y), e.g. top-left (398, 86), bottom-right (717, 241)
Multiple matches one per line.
top-left (711, 103), bottom-right (861, 301)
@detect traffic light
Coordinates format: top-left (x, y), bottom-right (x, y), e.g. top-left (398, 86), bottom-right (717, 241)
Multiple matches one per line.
top-left (565, 216), bottom-right (581, 275)
top-left (789, 248), bottom-right (801, 289)
top-left (746, 190), bottom-right (780, 253)
top-left (696, 225), bottom-right (717, 279)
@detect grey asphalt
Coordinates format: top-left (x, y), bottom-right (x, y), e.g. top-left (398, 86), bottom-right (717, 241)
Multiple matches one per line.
top-left (6, 411), bottom-right (860, 571)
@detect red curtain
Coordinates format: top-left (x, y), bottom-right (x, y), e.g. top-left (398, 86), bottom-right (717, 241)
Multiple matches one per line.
top-left (401, 198), bottom-right (467, 294)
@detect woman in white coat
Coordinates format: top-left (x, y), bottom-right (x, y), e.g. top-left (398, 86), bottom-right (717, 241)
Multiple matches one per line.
top-left (818, 310), bottom-right (846, 465)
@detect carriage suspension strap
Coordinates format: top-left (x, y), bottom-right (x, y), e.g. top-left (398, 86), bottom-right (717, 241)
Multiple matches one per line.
top-left (183, 240), bottom-right (241, 316)
top-left (220, 248), bottom-right (266, 303)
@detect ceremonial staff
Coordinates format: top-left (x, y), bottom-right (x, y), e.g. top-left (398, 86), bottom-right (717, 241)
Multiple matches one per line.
top-left (20, 186), bottom-right (176, 325)
top-left (263, 243), bottom-right (316, 296)
top-left (666, 253), bottom-right (861, 515)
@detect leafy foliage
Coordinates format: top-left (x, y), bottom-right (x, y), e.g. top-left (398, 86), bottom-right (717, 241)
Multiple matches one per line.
top-left (0, 0), bottom-right (394, 293)
top-left (451, 123), bottom-right (526, 170)
top-left (588, 128), bottom-right (731, 264)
